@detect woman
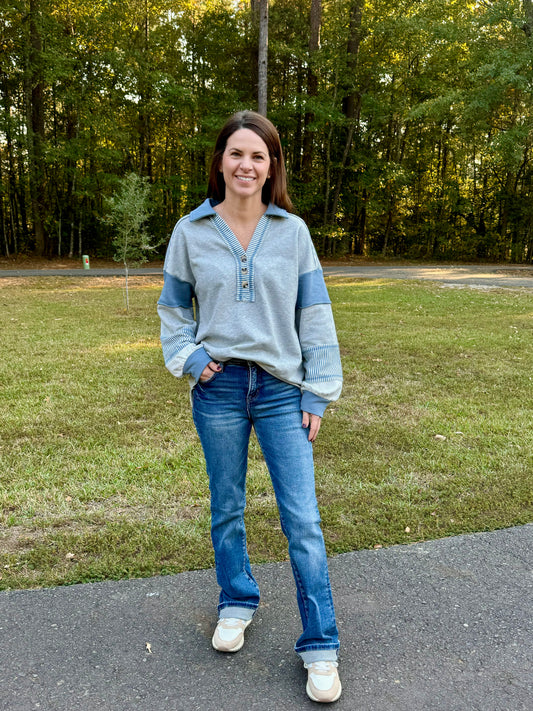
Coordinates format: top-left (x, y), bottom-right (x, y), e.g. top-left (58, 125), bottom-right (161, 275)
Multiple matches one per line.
top-left (157, 111), bottom-right (343, 703)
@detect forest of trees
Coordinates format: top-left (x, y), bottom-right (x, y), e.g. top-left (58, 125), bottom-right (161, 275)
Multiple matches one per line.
top-left (2, 0), bottom-right (533, 261)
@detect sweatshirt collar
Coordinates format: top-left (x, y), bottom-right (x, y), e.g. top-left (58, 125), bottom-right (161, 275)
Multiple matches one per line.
top-left (189, 198), bottom-right (289, 222)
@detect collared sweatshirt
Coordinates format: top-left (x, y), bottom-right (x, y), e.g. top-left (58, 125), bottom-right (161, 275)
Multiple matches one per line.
top-left (157, 199), bottom-right (342, 417)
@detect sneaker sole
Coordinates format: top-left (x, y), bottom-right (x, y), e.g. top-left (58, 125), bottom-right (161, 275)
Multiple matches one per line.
top-left (212, 618), bottom-right (251, 653)
top-left (306, 680), bottom-right (342, 703)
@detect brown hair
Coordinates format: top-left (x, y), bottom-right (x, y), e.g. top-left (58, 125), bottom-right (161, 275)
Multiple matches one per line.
top-left (207, 111), bottom-right (293, 211)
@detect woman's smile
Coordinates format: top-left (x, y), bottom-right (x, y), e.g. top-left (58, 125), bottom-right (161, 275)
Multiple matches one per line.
top-left (221, 128), bottom-right (271, 201)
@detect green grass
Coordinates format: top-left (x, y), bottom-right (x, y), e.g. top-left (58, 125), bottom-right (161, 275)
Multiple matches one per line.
top-left (0, 274), bottom-right (531, 590)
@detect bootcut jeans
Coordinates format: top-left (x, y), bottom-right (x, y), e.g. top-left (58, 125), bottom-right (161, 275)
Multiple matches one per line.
top-left (191, 361), bottom-right (339, 662)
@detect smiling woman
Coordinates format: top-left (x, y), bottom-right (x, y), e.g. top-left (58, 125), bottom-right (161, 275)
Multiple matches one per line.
top-left (157, 110), bottom-right (343, 702)
top-left (218, 129), bottom-right (271, 219)
top-left (207, 110), bottom-right (293, 213)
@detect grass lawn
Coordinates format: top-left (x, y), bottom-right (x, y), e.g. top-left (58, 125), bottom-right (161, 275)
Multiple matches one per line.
top-left (0, 274), bottom-right (531, 590)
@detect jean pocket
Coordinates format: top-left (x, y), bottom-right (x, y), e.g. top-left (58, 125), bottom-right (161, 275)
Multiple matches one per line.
top-left (196, 367), bottom-right (222, 391)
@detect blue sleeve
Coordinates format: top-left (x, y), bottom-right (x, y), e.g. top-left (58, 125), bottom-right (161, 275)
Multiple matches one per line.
top-left (183, 348), bottom-right (212, 382)
top-left (300, 390), bottom-right (329, 417)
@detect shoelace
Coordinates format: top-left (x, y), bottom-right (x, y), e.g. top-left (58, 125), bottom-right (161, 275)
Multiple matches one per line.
top-left (220, 618), bottom-right (245, 628)
top-left (304, 661), bottom-right (338, 672)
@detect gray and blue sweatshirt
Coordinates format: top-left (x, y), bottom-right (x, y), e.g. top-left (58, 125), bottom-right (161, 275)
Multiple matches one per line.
top-left (157, 199), bottom-right (342, 416)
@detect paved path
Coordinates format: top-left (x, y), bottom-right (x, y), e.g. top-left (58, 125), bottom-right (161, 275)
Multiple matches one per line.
top-left (1, 263), bottom-right (533, 288)
top-left (323, 264), bottom-right (533, 289)
top-left (1, 525), bottom-right (531, 711)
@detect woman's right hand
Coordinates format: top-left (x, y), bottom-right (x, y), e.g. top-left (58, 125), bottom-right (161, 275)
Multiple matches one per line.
top-left (199, 361), bottom-right (222, 383)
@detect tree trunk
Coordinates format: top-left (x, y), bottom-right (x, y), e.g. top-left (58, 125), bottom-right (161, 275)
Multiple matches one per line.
top-left (292, 60), bottom-right (304, 176)
top-left (500, 172), bottom-right (514, 260)
top-left (302, 0), bottom-right (321, 177)
top-left (1, 75), bottom-right (24, 254)
top-left (328, 0), bottom-right (363, 224)
top-left (257, 0), bottom-right (268, 115)
top-left (138, 1), bottom-right (153, 178)
top-left (0, 150), bottom-right (8, 256)
top-left (522, 0), bottom-right (533, 36)
top-left (382, 200), bottom-right (393, 257)
top-left (26, 0), bottom-right (47, 255)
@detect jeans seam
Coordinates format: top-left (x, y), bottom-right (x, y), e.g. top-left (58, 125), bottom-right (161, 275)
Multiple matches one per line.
top-left (277, 506), bottom-right (310, 627)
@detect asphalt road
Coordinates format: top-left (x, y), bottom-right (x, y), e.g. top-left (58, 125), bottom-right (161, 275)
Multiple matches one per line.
top-left (1, 525), bottom-right (531, 711)
top-left (1, 263), bottom-right (533, 288)
top-left (323, 264), bottom-right (533, 289)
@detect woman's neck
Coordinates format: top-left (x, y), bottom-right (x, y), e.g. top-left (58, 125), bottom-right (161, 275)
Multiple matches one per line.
top-left (215, 196), bottom-right (267, 250)
top-left (216, 195), bottom-right (267, 223)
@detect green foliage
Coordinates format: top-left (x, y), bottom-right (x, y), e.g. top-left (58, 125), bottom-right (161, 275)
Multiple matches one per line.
top-left (106, 172), bottom-right (155, 268)
top-left (1, 0), bottom-right (533, 261)
top-left (104, 172), bottom-right (157, 311)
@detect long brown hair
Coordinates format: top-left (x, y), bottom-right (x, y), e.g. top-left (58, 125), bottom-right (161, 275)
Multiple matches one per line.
top-left (207, 111), bottom-right (293, 211)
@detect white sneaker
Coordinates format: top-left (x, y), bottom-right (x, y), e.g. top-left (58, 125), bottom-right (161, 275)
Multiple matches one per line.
top-left (211, 617), bottom-right (251, 653)
top-left (304, 661), bottom-right (342, 703)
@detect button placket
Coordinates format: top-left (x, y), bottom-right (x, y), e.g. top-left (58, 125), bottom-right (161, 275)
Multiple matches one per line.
top-left (239, 253), bottom-right (250, 295)
top-left (211, 213), bottom-right (257, 302)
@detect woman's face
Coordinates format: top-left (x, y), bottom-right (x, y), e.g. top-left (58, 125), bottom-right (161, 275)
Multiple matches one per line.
top-left (220, 128), bottom-right (271, 203)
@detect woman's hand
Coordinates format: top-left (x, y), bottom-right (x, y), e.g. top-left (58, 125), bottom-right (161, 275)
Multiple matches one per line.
top-left (302, 412), bottom-right (322, 442)
top-left (199, 361), bottom-right (222, 383)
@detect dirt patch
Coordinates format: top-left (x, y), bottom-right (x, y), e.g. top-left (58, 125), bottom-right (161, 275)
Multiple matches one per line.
top-left (0, 526), bottom-right (48, 555)
top-left (0, 502), bottom-right (209, 556)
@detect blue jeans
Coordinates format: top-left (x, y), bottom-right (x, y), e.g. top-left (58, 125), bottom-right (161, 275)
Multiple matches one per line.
top-left (192, 362), bottom-right (339, 660)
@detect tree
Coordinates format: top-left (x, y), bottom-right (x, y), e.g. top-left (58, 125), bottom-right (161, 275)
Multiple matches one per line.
top-left (302, 0), bottom-right (321, 177)
top-left (105, 172), bottom-right (156, 312)
top-left (258, 0), bottom-right (269, 115)
top-left (2, 0), bottom-right (533, 263)
top-left (328, 0), bottom-right (363, 225)
top-left (26, 0), bottom-right (47, 255)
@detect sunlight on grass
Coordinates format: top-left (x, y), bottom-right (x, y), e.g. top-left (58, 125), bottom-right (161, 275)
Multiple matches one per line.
top-left (0, 275), bottom-right (531, 590)
top-left (96, 338), bottom-right (161, 354)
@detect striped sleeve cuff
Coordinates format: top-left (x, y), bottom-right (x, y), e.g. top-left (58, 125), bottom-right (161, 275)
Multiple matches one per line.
top-left (184, 347), bottom-right (212, 382)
